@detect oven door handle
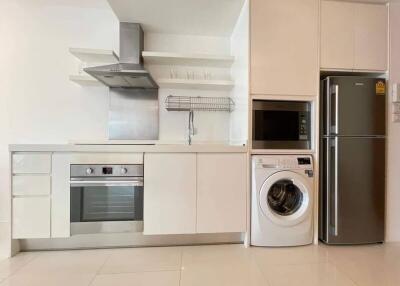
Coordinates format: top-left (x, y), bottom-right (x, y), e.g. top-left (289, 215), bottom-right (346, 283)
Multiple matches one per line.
top-left (70, 180), bottom-right (143, 187)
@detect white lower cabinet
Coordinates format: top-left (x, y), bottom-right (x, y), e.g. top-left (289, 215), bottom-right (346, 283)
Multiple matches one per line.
top-left (144, 153), bottom-right (197, 235)
top-left (12, 197), bottom-right (50, 239)
top-left (144, 152), bottom-right (247, 235)
top-left (197, 153), bottom-right (247, 233)
top-left (12, 175), bottom-right (51, 196)
top-left (12, 153), bottom-right (51, 174)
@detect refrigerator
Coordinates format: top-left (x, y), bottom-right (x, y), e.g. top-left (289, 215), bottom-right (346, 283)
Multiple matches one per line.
top-left (319, 76), bottom-right (386, 244)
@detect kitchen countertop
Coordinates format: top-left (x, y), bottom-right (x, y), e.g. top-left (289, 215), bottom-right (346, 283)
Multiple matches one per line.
top-left (9, 142), bottom-right (248, 153)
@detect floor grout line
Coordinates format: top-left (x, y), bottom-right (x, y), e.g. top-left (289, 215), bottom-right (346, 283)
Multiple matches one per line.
top-left (0, 252), bottom-right (42, 281)
top-left (87, 251), bottom-right (113, 286)
top-left (178, 248), bottom-right (183, 286)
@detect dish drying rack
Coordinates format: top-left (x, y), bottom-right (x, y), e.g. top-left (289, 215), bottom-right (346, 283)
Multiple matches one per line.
top-left (165, 95), bottom-right (235, 145)
top-left (165, 95), bottom-right (235, 112)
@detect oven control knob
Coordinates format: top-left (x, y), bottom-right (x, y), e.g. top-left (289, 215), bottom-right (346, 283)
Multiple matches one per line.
top-left (120, 167), bottom-right (128, 175)
top-left (86, 168), bottom-right (94, 175)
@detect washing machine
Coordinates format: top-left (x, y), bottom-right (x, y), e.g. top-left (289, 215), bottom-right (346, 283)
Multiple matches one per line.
top-left (251, 155), bottom-right (314, 247)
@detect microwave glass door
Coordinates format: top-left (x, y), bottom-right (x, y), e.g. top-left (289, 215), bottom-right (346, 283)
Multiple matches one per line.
top-left (254, 110), bottom-right (300, 141)
top-left (252, 100), bottom-right (311, 149)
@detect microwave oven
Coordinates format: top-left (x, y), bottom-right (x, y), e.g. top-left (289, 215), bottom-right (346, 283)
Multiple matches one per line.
top-left (252, 100), bottom-right (311, 149)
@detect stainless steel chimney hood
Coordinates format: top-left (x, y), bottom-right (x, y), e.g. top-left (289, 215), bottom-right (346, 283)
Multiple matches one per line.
top-left (84, 23), bottom-right (158, 89)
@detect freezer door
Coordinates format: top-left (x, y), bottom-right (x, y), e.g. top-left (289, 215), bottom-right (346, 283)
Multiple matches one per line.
top-left (324, 77), bottom-right (386, 136)
top-left (321, 137), bottom-right (385, 244)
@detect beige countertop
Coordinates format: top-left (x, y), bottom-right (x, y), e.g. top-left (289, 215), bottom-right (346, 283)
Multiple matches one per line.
top-left (9, 142), bottom-right (248, 153)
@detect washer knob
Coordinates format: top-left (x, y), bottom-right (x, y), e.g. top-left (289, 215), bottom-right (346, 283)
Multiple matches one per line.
top-left (86, 168), bottom-right (94, 175)
top-left (120, 167), bottom-right (128, 175)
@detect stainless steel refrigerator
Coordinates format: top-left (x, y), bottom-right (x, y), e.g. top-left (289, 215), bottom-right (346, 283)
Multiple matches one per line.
top-left (319, 76), bottom-right (386, 244)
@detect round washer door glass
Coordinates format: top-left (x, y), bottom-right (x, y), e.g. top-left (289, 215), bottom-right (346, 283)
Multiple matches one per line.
top-left (267, 179), bottom-right (303, 216)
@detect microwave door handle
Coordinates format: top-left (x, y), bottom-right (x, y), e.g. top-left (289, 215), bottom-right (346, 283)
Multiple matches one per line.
top-left (70, 180), bottom-right (143, 187)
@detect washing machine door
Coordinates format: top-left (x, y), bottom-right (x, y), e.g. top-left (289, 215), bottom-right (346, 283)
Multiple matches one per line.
top-left (259, 171), bottom-right (312, 226)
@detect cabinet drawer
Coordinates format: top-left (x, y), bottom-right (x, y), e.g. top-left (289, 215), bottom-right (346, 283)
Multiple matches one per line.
top-left (12, 175), bottom-right (50, 196)
top-left (12, 197), bottom-right (50, 239)
top-left (13, 153), bottom-right (51, 174)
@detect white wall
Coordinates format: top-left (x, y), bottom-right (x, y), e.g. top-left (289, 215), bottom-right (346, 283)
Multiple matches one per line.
top-left (145, 33), bottom-right (233, 143)
top-left (387, 3), bottom-right (400, 242)
top-left (0, 0), bottom-right (119, 258)
top-left (230, 0), bottom-right (249, 145)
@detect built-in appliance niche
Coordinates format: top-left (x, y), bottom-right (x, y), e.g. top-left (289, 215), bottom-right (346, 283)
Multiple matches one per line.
top-left (252, 100), bottom-right (312, 150)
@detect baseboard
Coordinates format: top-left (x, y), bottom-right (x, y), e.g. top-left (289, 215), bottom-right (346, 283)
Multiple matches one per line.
top-left (19, 232), bottom-right (243, 251)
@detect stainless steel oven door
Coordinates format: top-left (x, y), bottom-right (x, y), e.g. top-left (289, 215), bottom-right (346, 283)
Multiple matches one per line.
top-left (70, 177), bottom-right (143, 234)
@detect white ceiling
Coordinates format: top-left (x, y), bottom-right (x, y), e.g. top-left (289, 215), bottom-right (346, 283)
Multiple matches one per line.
top-left (106, 0), bottom-right (246, 37)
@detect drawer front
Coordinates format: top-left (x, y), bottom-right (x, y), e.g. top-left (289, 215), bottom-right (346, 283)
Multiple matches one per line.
top-left (13, 153), bottom-right (51, 174)
top-left (12, 197), bottom-right (51, 239)
top-left (12, 175), bottom-right (51, 196)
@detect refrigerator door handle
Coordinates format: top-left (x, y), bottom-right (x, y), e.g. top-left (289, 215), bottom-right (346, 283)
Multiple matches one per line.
top-left (326, 78), bottom-right (331, 134)
top-left (330, 84), bottom-right (339, 134)
top-left (327, 138), bottom-right (339, 237)
top-left (334, 137), bottom-right (339, 236)
top-left (335, 85), bottom-right (339, 134)
top-left (326, 138), bottom-right (331, 238)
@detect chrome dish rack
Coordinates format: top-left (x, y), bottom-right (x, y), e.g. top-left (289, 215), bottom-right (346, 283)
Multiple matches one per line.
top-left (165, 95), bottom-right (235, 112)
top-left (165, 95), bottom-right (235, 144)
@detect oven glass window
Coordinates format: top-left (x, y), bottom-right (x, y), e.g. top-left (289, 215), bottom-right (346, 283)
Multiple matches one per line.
top-left (254, 110), bottom-right (300, 141)
top-left (70, 186), bottom-right (143, 222)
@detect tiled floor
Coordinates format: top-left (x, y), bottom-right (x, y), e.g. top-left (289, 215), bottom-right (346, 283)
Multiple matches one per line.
top-left (0, 243), bottom-right (400, 286)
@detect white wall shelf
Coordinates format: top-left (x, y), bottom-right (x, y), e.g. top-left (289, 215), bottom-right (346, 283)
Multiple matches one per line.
top-left (69, 75), bottom-right (102, 86)
top-left (142, 51), bottom-right (234, 67)
top-left (157, 78), bottom-right (234, 90)
top-left (69, 48), bottom-right (119, 64)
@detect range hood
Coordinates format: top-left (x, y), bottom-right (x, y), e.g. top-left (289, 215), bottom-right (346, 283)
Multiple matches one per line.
top-left (84, 23), bottom-right (158, 89)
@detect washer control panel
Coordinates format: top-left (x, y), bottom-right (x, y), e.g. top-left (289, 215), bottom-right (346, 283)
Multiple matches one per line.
top-left (253, 155), bottom-right (313, 170)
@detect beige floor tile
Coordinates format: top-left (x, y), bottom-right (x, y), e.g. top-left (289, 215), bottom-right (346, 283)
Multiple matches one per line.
top-left (0, 273), bottom-right (95, 286)
top-left (181, 244), bottom-right (252, 264)
top-left (181, 244), bottom-right (268, 286)
top-left (334, 258), bottom-right (400, 286)
top-left (261, 262), bottom-right (357, 286)
top-left (16, 249), bottom-right (110, 275)
top-left (91, 271), bottom-right (180, 286)
top-left (252, 245), bottom-right (328, 267)
top-left (323, 244), bottom-right (387, 265)
top-left (0, 252), bottom-right (38, 280)
top-left (99, 247), bottom-right (182, 274)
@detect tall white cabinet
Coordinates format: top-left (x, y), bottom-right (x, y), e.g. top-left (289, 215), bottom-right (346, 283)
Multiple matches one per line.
top-left (250, 0), bottom-right (319, 96)
top-left (321, 1), bottom-right (388, 71)
top-left (320, 1), bottom-right (355, 70)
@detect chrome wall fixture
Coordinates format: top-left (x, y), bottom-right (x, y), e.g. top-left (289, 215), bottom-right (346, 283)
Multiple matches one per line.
top-left (165, 95), bottom-right (235, 144)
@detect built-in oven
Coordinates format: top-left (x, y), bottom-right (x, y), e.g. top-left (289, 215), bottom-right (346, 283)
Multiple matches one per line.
top-left (70, 164), bottom-right (144, 235)
top-left (252, 100), bottom-right (311, 149)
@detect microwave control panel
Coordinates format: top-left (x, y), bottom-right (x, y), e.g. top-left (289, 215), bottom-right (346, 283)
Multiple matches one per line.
top-left (299, 112), bottom-right (309, 140)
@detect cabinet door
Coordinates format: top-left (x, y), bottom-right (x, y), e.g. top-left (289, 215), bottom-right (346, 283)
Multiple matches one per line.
top-left (197, 153), bottom-right (247, 233)
top-left (12, 197), bottom-right (50, 239)
top-left (251, 0), bottom-right (319, 96)
top-left (51, 154), bottom-right (72, 238)
top-left (12, 175), bottom-right (50, 196)
top-left (321, 1), bottom-right (355, 70)
top-left (144, 153), bottom-right (196, 235)
top-left (354, 3), bottom-right (388, 71)
top-left (12, 153), bottom-right (51, 174)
